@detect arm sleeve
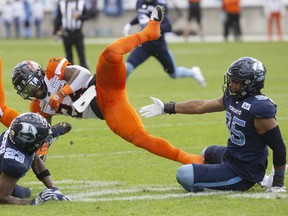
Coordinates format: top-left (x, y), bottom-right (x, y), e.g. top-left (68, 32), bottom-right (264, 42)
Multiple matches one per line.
top-left (260, 126), bottom-right (287, 166)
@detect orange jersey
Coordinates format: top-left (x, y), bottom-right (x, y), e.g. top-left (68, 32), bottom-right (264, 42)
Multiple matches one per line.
top-left (223, 0), bottom-right (240, 14)
top-left (30, 57), bottom-right (95, 119)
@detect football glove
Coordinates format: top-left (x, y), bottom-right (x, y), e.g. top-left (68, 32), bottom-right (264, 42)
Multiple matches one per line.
top-left (51, 122), bottom-right (72, 138)
top-left (139, 97), bottom-right (165, 118)
top-left (49, 84), bottom-right (73, 111)
top-left (122, 23), bottom-right (131, 36)
top-left (31, 188), bottom-right (55, 205)
top-left (49, 89), bottom-right (66, 111)
top-left (52, 187), bottom-right (70, 201)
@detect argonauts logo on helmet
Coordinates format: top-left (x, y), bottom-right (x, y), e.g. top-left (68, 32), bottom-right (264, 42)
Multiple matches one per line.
top-left (16, 122), bottom-right (38, 143)
top-left (253, 61), bottom-right (265, 81)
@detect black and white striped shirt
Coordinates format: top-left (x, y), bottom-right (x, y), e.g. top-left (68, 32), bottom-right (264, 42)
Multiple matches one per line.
top-left (54, 0), bottom-right (89, 33)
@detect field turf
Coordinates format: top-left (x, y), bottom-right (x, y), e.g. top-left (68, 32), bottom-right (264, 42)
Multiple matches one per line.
top-left (0, 39), bottom-right (287, 215)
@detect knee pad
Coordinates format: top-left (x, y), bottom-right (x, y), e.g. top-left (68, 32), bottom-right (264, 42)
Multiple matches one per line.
top-left (12, 185), bottom-right (31, 198)
top-left (176, 164), bottom-right (195, 192)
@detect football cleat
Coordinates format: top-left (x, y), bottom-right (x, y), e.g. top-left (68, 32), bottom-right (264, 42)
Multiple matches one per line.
top-left (192, 66), bottom-right (206, 88)
top-left (150, 5), bottom-right (165, 22)
top-left (51, 122), bottom-right (72, 138)
top-left (37, 122), bottom-right (72, 161)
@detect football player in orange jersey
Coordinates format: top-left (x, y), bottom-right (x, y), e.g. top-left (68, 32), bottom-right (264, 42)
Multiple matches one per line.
top-left (1, 57), bottom-right (71, 161)
top-left (12, 6), bottom-right (204, 165)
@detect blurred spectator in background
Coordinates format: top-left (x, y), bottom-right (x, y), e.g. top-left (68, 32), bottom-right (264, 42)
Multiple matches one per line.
top-left (222, 0), bottom-right (242, 42)
top-left (85, 0), bottom-right (98, 18)
top-left (23, 0), bottom-right (31, 38)
top-left (1, 0), bottom-right (14, 38)
top-left (103, 0), bottom-right (123, 16)
top-left (13, 0), bottom-right (25, 38)
top-left (263, 0), bottom-right (285, 41)
top-left (31, 0), bottom-right (45, 38)
top-left (53, 0), bottom-right (90, 69)
top-left (183, 0), bottom-right (203, 41)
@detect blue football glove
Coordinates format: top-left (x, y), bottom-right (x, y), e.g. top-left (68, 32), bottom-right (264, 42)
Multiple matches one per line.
top-left (32, 188), bottom-right (55, 205)
top-left (52, 187), bottom-right (70, 201)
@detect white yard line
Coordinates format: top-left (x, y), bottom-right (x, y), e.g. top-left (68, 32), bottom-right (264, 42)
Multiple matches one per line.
top-left (24, 180), bottom-right (288, 202)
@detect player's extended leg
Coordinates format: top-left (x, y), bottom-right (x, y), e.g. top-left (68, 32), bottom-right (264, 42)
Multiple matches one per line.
top-left (0, 57), bottom-right (19, 127)
top-left (177, 163), bottom-right (255, 192)
top-left (96, 7), bottom-right (203, 164)
top-left (96, 9), bottom-right (163, 91)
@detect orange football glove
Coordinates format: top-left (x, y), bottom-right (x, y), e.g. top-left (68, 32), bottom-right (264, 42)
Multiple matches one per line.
top-left (49, 84), bottom-right (73, 111)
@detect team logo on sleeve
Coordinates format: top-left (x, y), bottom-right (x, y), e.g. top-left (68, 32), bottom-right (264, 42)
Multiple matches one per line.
top-left (241, 102), bottom-right (251, 110)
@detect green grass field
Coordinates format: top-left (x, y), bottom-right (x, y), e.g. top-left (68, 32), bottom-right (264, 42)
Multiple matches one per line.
top-left (0, 39), bottom-right (288, 215)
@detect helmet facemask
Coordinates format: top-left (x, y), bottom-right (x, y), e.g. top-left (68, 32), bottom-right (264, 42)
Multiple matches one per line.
top-left (12, 61), bottom-right (47, 100)
top-left (222, 57), bottom-right (266, 100)
top-left (223, 73), bottom-right (247, 99)
top-left (17, 75), bottom-right (46, 100)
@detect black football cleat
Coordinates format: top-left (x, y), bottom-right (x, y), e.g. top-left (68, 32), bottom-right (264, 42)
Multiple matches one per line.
top-left (150, 5), bottom-right (165, 22)
top-left (51, 122), bottom-right (72, 138)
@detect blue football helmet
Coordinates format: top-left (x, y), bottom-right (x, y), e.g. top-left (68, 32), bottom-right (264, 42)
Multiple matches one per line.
top-left (12, 61), bottom-right (47, 100)
top-left (223, 57), bottom-right (266, 100)
top-left (9, 113), bottom-right (52, 153)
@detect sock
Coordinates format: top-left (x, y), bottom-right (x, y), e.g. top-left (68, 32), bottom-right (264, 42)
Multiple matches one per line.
top-left (0, 106), bottom-right (20, 128)
top-left (176, 151), bottom-right (204, 164)
top-left (136, 20), bottom-right (161, 44)
top-left (132, 128), bottom-right (204, 164)
top-left (102, 20), bottom-right (161, 65)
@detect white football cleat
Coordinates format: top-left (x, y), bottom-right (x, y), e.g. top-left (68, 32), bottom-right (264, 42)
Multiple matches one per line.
top-left (192, 66), bottom-right (206, 88)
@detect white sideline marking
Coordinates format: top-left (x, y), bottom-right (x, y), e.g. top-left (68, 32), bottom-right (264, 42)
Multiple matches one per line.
top-left (77, 193), bottom-right (193, 202)
top-left (25, 179), bottom-right (288, 202)
top-left (69, 187), bottom-right (182, 200)
top-left (48, 151), bottom-right (139, 159)
top-left (229, 193), bottom-right (288, 199)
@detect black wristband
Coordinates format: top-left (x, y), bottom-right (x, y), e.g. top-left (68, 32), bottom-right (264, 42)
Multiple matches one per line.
top-left (36, 169), bottom-right (51, 181)
top-left (272, 175), bottom-right (284, 187)
top-left (164, 102), bottom-right (176, 114)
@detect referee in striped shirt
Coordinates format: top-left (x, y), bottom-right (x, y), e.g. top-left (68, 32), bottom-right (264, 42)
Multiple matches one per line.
top-left (53, 0), bottom-right (90, 69)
